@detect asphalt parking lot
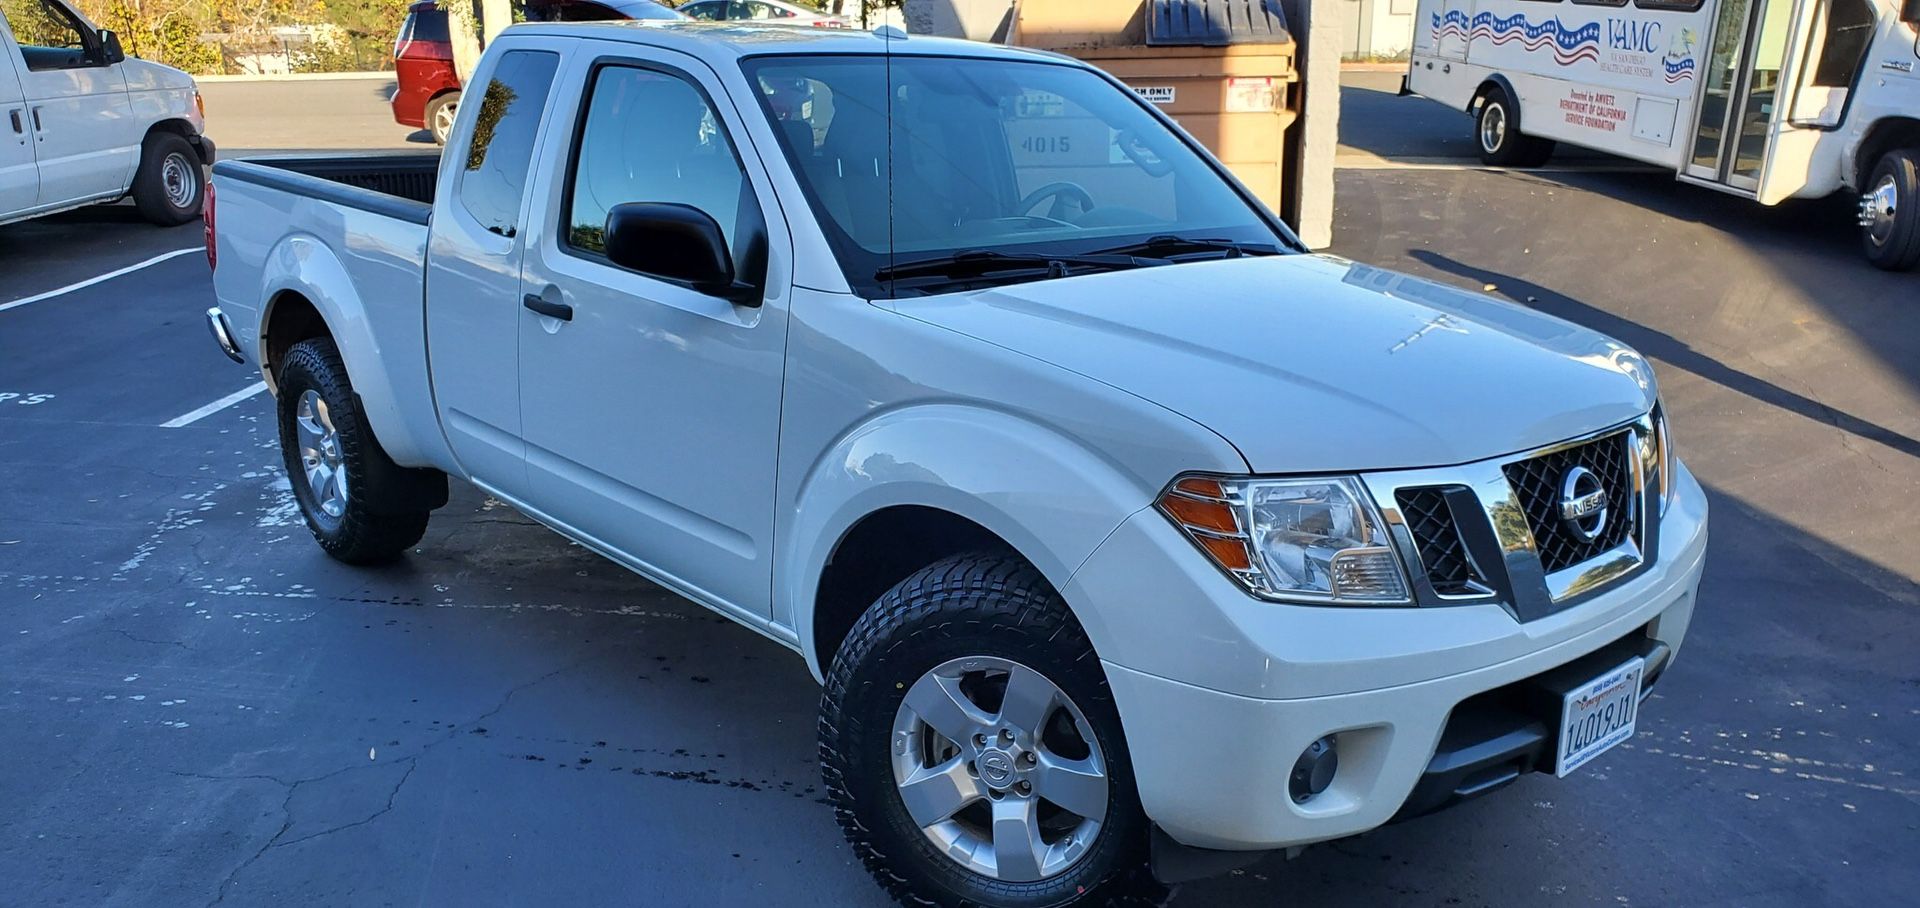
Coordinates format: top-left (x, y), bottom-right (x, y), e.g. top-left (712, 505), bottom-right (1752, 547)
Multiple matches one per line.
top-left (1, 74), bottom-right (1916, 907)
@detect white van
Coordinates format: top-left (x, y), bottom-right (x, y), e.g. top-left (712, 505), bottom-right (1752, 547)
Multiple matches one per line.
top-left (1, 0), bottom-right (211, 228)
top-left (1406, 0), bottom-right (1920, 270)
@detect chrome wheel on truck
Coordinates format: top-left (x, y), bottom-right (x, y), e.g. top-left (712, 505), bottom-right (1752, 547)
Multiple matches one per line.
top-left (293, 389), bottom-right (349, 520)
top-left (1860, 149), bottom-right (1920, 272)
top-left (820, 553), bottom-right (1156, 907)
top-left (890, 656), bottom-right (1109, 883)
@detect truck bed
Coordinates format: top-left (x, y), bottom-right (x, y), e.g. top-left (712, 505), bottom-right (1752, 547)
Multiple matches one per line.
top-left (212, 153), bottom-right (441, 224)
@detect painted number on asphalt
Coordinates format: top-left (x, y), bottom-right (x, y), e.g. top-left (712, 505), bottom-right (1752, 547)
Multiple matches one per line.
top-left (0, 392), bottom-right (56, 405)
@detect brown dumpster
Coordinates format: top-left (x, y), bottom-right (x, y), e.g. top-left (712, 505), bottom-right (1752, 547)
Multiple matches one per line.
top-left (1009, 0), bottom-right (1299, 218)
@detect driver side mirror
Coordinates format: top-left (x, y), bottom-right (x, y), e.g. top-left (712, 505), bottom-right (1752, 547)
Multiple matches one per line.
top-left (97, 29), bottom-right (125, 64)
top-left (603, 202), bottom-right (759, 306)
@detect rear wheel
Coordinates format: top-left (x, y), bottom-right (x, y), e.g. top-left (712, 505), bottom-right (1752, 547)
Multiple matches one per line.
top-left (426, 92), bottom-right (460, 146)
top-left (1476, 87), bottom-right (1555, 168)
top-left (275, 338), bottom-right (438, 564)
top-left (820, 553), bottom-right (1160, 907)
top-left (1860, 148), bottom-right (1920, 272)
top-left (131, 132), bottom-right (203, 226)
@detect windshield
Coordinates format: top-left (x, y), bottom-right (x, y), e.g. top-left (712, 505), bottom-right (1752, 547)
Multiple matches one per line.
top-left (741, 53), bottom-right (1292, 298)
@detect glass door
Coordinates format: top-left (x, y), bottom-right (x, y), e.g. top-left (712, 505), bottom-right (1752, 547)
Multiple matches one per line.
top-left (1685, 0), bottom-right (1799, 191)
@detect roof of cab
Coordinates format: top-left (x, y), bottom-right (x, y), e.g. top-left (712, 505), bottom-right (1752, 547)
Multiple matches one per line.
top-left (504, 20), bottom-right (1069, 64)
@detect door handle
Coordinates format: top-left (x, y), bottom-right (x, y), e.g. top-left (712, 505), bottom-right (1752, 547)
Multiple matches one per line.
top-left (523, 293), bottom-right (572, 321)
top-left (31, 107), bottom-right (42, 132)
top-left (7, 110), bottom-right (20, 134)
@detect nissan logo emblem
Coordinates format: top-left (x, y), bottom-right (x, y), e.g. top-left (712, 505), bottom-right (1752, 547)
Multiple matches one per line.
top-left (1558, 466), bottom-right (1608, 542)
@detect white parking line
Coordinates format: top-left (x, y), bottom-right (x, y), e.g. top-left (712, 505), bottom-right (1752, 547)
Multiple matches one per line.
top-left (161, 382), bottom-right (269, 429)
top-left (0, 248), bottom-right (201, 314)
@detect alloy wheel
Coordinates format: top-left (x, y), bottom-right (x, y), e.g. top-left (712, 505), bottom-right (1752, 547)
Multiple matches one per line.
top-left (889, 656), bottom-right (1109, 883)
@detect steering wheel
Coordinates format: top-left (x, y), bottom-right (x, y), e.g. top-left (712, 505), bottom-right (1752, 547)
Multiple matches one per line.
top-left (1016, 182), bottom-right (1095, 221)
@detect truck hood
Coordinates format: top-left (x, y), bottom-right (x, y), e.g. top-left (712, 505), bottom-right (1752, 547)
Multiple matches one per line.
top-left (900, 254), bottom-right (1656, 473)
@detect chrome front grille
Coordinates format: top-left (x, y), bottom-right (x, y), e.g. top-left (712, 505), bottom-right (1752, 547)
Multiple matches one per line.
top-left (1365, 416), bottom-right (1657, 621)
top-left (1500, 431), bottom-right (1636, 574)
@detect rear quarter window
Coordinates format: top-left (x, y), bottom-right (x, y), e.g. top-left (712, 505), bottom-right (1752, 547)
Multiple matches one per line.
top-left (455, 49), bottom-right (561, 236)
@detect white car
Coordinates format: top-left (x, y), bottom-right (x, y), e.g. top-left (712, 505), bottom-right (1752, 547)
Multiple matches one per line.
top-left (675, 0), bottom-right (851, 27)
top-left (206, 22), bottom-right (1707, 907)
top-left (1, 0), bottom-right (211, 227)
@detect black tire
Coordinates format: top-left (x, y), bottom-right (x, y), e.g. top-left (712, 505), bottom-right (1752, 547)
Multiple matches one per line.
top-left (425, 92), bottom-right (460, 146)
top-left (275, 338), bottom-right (439, 565)
top-left (1861, 148), bottom-right (1920, 272)
top-left (131, 131), bottom-right (204, 226)
top-left (1475, 87), bottom-right (1555, 168)
top-left (820, 553), bottom-right (1161, 908)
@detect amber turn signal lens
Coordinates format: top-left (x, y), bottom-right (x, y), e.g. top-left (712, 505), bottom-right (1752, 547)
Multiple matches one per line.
top-left (1160, 494), bottom-right (1238, 535)
top-left (1194, 532), bottom-right (1253, 572)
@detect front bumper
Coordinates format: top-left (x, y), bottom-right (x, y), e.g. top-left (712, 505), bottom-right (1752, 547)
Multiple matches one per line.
top-left (1068, 460), bottom-right (1707, 852)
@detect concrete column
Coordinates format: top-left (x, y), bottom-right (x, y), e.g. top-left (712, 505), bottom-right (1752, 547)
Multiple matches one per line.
top-left (1280, 0), bottom-right (1339, 249)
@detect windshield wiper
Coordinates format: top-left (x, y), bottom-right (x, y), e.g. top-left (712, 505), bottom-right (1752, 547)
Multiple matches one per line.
top-left (1090, 235), bottom-right (1281, 259)
top-left (875, 249), bottom-right (1157, 284)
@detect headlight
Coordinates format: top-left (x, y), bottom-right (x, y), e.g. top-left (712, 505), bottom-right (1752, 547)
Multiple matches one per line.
top-left (1158, 475), bottom-right (1410, 604)
top-left (1653, 402), bottom-right (1677, 514)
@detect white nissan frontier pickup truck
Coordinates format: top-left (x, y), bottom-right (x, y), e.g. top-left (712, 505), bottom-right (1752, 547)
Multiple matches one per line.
top-left (205, 22), bottom-right (1708, 907)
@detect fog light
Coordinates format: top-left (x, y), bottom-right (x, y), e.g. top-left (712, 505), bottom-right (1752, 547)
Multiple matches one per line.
top-left (1289, 736), bottom-right (1338, 804)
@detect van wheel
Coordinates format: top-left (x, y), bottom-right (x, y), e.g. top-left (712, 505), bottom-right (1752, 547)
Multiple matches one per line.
top-left (1861, 148), bottom-right (1920, 272)
top-left (819, 553), bottom-right (1160, 907)
top-left (426, 92), bottom-right (460, 146)
top-left (131, 132), bottom-right (204, 226)
top-left (275, 338), bottom-right (436, 564)
top-left (1476, 87), bottom-right (1555, 167)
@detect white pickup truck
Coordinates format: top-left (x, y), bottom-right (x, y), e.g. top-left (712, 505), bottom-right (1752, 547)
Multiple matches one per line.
top-left (206, 22), bottom-right (1709, 907)
top-left (1, 0), bottom-right (211, 227)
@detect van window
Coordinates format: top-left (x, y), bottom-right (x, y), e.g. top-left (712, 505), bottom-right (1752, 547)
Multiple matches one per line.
top-left (455, 49), bottom-right (561, 236)
top-left (1, 0), bottom-right (96, 71)
top-left (1633, 0), bottom-right (1705, 11)
top-left (564, 64), bottom-right (754, 265)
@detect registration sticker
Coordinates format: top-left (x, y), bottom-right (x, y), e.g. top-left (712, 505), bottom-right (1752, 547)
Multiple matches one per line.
top-left (1555, 656), bottom-right (1645, 777)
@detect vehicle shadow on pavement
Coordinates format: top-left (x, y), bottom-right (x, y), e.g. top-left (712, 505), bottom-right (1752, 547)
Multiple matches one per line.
top-left (1407, 249), bottom-right (1920, 465)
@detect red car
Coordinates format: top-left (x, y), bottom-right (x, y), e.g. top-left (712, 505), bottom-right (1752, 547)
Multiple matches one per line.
top-left (391, 0), bottom-right (683, 145)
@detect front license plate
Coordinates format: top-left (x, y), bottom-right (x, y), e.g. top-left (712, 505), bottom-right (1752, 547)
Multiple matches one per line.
top-left (1555, 656), bottom-right (1645, 777)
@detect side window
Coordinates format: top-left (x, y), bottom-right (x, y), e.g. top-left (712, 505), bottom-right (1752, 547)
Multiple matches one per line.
top-left (679, 1), bottom-right (725, 19)
top-left (1, 0), bottom-right (96, 71)
top-left (455, 49), bottom-right (560, 237)
top-left (1571, 0), bottom-right (1626, 6)
top-left (1633, 0), bottom-right (1703, 9)
top-left (744, 2), bottom-right (793, 17)
top-left (564, 64), bottom-right (751, 264)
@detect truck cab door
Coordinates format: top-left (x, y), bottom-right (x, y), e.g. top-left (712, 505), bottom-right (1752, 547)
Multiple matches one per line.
top-left (0, 0), bottom-right (133, 208)
top-left (514, 41), bottom-right (794, 621)
top-left (424, 43), bottom-right (566, 498)
top-left (0, 25), bottom-right (35, 214)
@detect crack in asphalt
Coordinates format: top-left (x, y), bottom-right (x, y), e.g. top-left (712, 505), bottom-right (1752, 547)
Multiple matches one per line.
top-left (107, 627), bottom-right (188, 649)
top-left (199, 656), bottom-right (597, 906)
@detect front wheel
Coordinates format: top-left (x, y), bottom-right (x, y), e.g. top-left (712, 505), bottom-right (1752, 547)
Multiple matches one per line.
top-left (131, 132), bottom-right (204, 226)
top-left (275, 338), bottom-right (436, 564)
top-left (1860, 148), bottom-right (1920, 272)
top-left (1476, 88), bottom-right (1555, 168)
top-left (820, 553), bottom-right (1159, 907)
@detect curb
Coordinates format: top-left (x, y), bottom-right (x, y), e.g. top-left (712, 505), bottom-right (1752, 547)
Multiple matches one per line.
top-left (194, 71), bottom-right (394, 83)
